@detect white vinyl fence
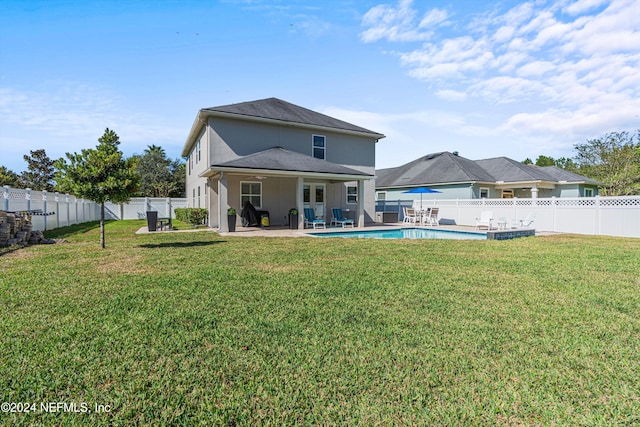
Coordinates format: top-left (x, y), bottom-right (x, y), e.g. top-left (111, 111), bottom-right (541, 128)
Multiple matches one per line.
top-left (377, 196), bottom-right (640, 238)
top-left (2, 186), bottom-right (187, 231)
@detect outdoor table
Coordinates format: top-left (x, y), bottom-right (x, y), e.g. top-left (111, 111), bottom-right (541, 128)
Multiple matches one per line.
top-left (157, 217), bottom-right (172, 231)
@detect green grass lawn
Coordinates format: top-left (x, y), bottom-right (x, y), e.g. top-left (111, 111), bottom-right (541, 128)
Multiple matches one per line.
top-left (1, 220), bottom-right (639, 426)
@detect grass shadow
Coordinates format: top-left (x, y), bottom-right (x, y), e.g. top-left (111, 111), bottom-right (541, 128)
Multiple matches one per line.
top-left (43, 220), bottom-right (106, 239)
top-left (138, 241), bottom-right (225, 249)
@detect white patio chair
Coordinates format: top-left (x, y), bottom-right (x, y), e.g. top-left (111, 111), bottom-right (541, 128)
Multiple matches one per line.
top-left (426, 207), bottom-right (439, 226)
top-left (475, 211), bottom-right (494, 229)
top-left (511, 213), bottom-right (535, 228)
top-left (403, 207), bottom-right (417, 224)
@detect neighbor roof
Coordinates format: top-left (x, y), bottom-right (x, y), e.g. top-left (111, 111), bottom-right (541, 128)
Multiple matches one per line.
top-left (538, 165), bottom-right (602, 185)
top-left (209, 146), bottom-right (372, 178)
top-left (375, 152), bottom-right (495, 188)
top-left (377, 152), bottom-right (601, 188)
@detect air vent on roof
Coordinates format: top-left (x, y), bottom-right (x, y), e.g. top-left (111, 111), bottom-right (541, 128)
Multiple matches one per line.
top-left (453, 151), bottom-right (459, 156)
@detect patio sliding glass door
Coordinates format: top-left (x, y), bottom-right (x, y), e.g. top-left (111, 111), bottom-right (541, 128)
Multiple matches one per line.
top-left (303, 184), bottom-right (325, 219)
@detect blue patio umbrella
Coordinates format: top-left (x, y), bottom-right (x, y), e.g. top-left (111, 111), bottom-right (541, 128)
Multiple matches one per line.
top-left (402, 187), bottom-right (442, 206)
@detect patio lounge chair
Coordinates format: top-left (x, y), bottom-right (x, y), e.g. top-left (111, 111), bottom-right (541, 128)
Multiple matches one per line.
top-left (304, 208), bottom-right (326, 229)
top-left (475, 211), bottom-right (494, 230)
top-left (331, 208), bottom-right (354, 228)
top-left (511, 213), bottom-right (535, 228)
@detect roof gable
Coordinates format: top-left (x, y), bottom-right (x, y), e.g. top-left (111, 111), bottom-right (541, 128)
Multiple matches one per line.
top-left (375, 152), bottom-right (495, 188)
top-left (203, 97), bottom-right (383, 137)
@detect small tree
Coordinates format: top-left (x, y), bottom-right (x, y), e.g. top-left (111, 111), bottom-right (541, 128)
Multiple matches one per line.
top-left (0, 166), bottom-right (20, 187)
top-left (19, 149), bottom-right (56, 191)
top-left (573, 130), bottom-right (640, 196)
top-left (55, 128), bottom-right (138, 248)
top-left (534, 155), bottom-right (556, 167)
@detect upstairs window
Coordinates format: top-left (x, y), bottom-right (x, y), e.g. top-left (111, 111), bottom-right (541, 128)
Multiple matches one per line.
top-left (312, 135), bottom-right (326, 160)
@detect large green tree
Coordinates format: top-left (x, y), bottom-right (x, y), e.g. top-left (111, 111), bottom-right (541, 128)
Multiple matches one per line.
top-left (55, 128), bottom-right (138, 248)
top-left (0, 166), bottom-right (20, 187)
top-left (573, 130), bottom-right (640, 196)
top-left (133, 144), bottom-right (185, 197)
top-left (19, 149), bottom-right (56, 191)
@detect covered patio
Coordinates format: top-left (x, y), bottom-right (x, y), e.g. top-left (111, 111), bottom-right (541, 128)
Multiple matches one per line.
top-left (199, 147), bottom-right (374, 232)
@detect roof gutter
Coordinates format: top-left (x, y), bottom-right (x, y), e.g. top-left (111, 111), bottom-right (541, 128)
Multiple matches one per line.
top-left (199, 166), bottom-right (373, 181)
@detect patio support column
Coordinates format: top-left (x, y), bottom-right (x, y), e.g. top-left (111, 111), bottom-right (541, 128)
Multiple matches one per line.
top-left (296, 176), bottom-right (304, 229)
top-left (218, 172), bottom-right (229, 232)
top-left (357, 180), bottom-right (365, 227)
top-left (531, 186), bottom-right (539, 199)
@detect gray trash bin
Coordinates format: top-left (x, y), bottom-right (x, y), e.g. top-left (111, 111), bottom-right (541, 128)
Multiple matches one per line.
top-left (146, 211), bottom-right (158, 232)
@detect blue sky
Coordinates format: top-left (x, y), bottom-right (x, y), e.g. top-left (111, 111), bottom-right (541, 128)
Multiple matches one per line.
top-left (1, 0), bottom-right (638, 174)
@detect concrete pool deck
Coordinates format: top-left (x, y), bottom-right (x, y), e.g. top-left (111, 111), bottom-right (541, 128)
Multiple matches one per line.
top-left (138, 222), bottom-right (553, 238)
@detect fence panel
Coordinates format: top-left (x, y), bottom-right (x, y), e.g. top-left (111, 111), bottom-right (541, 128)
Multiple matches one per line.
top-left (3, 186), bottom-right (187, 231)
top-left (379, 195), bottom-right (640, 238)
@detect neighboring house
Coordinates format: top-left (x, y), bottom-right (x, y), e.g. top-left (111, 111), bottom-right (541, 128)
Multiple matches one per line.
top-left (182, 98), bottom-right (385, 231)
top-left (376, 151), bottom-right (601, 201)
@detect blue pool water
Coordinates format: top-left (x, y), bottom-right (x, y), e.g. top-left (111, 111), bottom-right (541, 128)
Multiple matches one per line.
top-left (311, 228), bottom-right (486, 240)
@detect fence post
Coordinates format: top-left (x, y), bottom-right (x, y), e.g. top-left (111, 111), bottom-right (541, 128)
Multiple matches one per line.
top-left (2, 186), bottom-right (8, 211)
top-left (65, 194), bottom-right (70, 227)
top-left (167, 197), bottom-right (172, 218)
top-left (552, 196), bottom-right (557, 232)
top-left (595, 195), bottom-right (601, 236)
top-left (75, 196), bottom-right (79, 225)
top-left (43, 190), bottom-right (48, 231)
top-left (26, 188), bottom-right (31, 212)
top-left (55, 192), bottom-right (60, 229)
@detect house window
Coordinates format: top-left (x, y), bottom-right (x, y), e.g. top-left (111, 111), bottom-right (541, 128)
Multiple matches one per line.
top-left (197, 186), bottom-right (201, 208)
top-left (312, 135), bottom-right (326, 160)
top-left (502, 189), bottom-right (514, 199)
top-left (192, 188), bottom-right (195, 207)
top-left (585, 188), bottom-right (594, 197)
top-left (480, 188), bottom-right (489, 199)
top-left (376, 191), bottom-right (387, 201)
top-left (197, 141), bottom-right (201, 162)
top-left (241, 181), bottom-right (262, 208)
top-left (347, 185), bottom-right (357, 204)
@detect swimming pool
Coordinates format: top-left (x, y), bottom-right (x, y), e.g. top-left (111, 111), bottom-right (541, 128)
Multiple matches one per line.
top-left (311, 228), bottom-right (486, 240)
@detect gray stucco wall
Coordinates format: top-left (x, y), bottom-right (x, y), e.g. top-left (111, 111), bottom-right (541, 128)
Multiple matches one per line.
top-left (206, 116), bottom-right (376, 171)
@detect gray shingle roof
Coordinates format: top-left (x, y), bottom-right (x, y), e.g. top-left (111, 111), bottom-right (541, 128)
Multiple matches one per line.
top-left (475, 157), bottom-right (556, 182)
top-left (375, 152), bottom-right (494, 188)
top-left (203, 97), bottom-right (384, 137)
top-left (213, 147), bottom-right (371, 177)
top-left (376, 152), bottom-right (600, 188)
top-left (538, 166), bottom-right (602, 185)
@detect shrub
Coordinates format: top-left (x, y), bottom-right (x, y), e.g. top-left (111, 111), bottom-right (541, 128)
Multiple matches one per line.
top-left (174, 208), bottom-right (208, 226)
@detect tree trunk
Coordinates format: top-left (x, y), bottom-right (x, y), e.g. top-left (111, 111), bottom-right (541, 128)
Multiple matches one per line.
top-left (100, 202), bottom-right (105, 249)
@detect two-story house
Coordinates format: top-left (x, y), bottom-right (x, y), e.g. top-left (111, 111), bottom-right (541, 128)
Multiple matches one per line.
top-left (182, 98), bottom-right (385, 231)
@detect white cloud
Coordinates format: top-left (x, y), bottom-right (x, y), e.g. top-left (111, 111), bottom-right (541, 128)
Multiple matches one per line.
top-left (564, 0), bottom-right (609, 15)
top-left (359, 0), bottom-right (640, 157)
top-left (435, 89), bottom-right (468, 101)
top-left (360, 0), bottom-right (447, 42)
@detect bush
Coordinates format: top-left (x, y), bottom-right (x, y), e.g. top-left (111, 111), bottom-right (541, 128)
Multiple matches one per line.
top-left (174, 208), bottom-right (208, 226)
